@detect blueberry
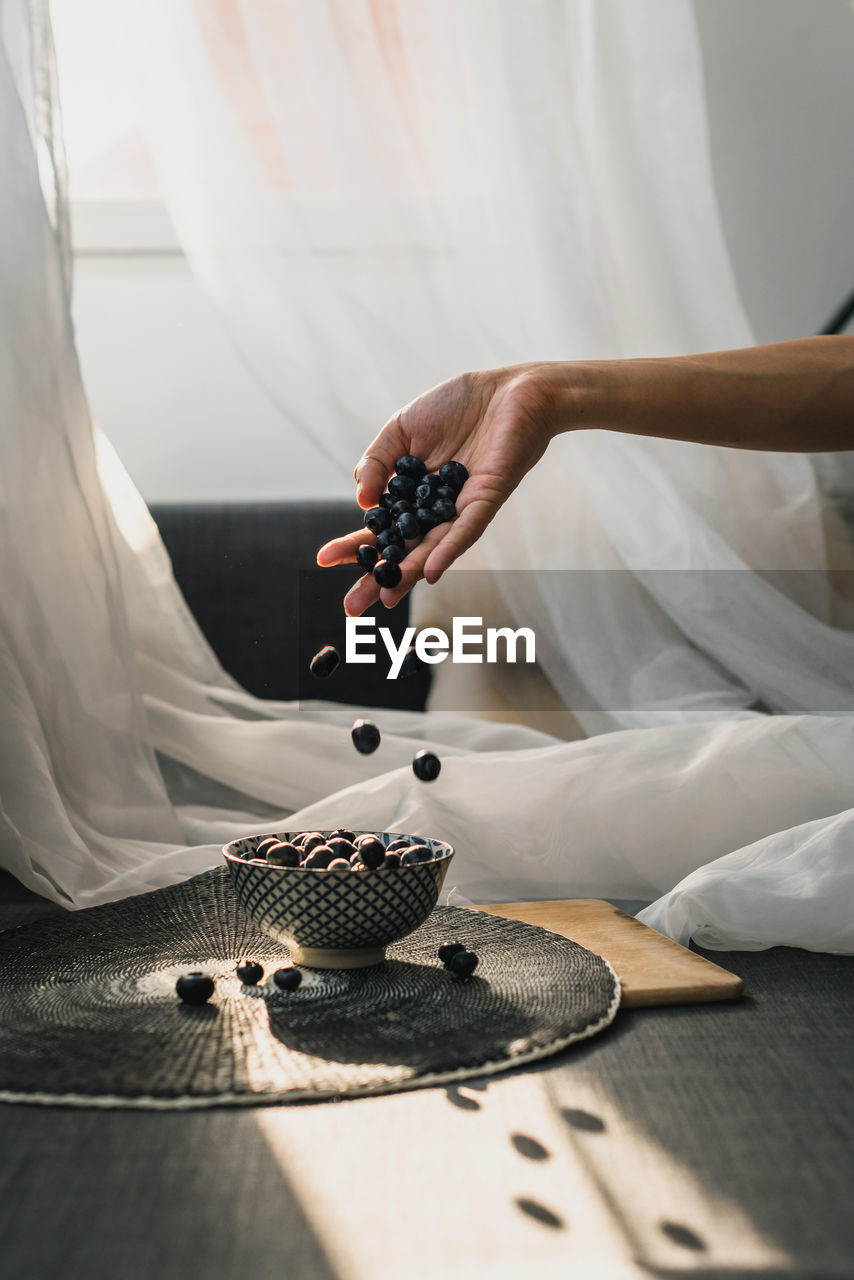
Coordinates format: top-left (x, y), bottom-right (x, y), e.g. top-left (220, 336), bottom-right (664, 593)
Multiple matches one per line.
top-left (266, 841), bottom-right (300, 867)
top-left (448, 950), bottom-right (478, 979)
top-left (400, 845), bottom-right (432, 864)
top-left (387, 474), bottom-right (417, 502)
top-left (396, 511), bottom-right (419, 541)
top-left (438, 942), bottom-right (466, 965)
top-left (236, 961), bottom-right (263, 984)
top-left (383, 851), bottom-right (401, 867)
top-left (412, 750), bottom-right (441, 782)
top-left (273, 968), bottom-right (302, 991)
top-left (382, 544), bottom-right (404, 565)
top-left (374, 559), bottom-right (403, 589)
top-left (439, 460), bottom-right (468, 492)
top-left (300, 833), bottom-right (325, 853)
top-left (399, 647), bottom-right (423, 678)
top-left (376, 526), bottom-right (404, 552)
top-left (254, 836), bottom-right (281, 859)
top-left (309, 646), bottom-right (340, 679)
top-left (390, 499), bottom-right (414, 521)
top-left (415, 507), bottom-right (439, 535)
top-left (415, 479), bottom-right (441, 505)
top-left (328, 858), bottom-right (351, 869)
top-left (330, 828), bottom-right (356, 841)
top-left (364, 506), bottom-right (391, 534)
top-left (327, 838), bottom-right (356, 862)
top-left (431, 498), bottom-right (456, 525)
top-left (176, 973), bottom-right (214, 1005)
top-left (304, 845), bottom-right (334, 868)
top-left (356, 544), bottom-right (379, 572)
top-left (395, 455), bottom-right (427, 482)
top-left (380, 492), bottom-right (396, 511)
top-left (356, 836), bottom-right (386, 869)
top-left (386, 838), bottom-right (410, 851)
top-left (351, 719), bottom-right (381, 754)
top-left (435, 485), bottom-right (457, 503)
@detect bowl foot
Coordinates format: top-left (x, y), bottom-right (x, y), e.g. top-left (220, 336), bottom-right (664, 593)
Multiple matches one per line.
top-left (289, 943), bottom-right (386, 970)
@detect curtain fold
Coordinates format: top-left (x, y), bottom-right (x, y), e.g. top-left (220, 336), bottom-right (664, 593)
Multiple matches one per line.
top-left (1, 0), bottom-right (852, 951)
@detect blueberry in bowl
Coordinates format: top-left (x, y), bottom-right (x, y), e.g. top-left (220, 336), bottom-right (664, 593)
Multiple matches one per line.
top-left (223, 831), bottom-right (454, 969)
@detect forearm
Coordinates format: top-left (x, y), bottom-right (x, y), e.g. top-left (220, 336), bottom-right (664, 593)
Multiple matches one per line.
top-left (542, 336), bottom-right (854, 452)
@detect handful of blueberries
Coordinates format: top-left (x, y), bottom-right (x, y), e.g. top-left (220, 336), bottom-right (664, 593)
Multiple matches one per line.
top-left (361, 455), bottom-right (468, 590)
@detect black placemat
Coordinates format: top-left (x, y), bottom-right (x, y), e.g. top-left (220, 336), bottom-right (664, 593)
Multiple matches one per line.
top-left (0, 867), bottom-right (620, 1108)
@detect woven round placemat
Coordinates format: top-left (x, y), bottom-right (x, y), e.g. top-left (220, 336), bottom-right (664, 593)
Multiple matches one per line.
top-left (0, 867), bottom-right (619, 1109)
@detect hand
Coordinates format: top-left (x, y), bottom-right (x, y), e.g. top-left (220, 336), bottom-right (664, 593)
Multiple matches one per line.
top-left (316, 364), bottom-right (558, 615)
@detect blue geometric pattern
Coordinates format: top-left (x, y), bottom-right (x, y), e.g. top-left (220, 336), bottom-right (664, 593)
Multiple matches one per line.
top-left (224, 831), bottom-right (452, 952)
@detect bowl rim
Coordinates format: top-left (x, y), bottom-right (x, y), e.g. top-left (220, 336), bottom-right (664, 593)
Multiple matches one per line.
top-left (222, 829), bottom-right (454, 871)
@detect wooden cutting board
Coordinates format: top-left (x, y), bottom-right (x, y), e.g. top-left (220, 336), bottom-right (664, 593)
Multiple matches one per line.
top-left (471, 898), bottom-right (743, 1007)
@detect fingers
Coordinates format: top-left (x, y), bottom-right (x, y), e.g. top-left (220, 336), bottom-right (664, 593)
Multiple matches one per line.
top-left (423, 498), bottom-right (495, 583)
top-left (353, 412), bottom-right (409, 509)
top-left (343, 574), bottom-right (381, 617)
top-left (316, 528), bottom-right (372, 567)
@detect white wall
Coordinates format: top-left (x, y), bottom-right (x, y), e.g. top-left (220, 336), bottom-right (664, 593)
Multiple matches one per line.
top-left (70, 1), bottom-right (854, 503)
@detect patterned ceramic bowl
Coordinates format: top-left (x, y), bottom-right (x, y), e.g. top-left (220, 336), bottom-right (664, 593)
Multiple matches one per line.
top-left (223, 831), bottom-right (454, 969)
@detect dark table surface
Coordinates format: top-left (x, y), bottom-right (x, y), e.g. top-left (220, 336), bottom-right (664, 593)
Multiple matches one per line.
top-left (1, 871), bottom-right (851, 1280)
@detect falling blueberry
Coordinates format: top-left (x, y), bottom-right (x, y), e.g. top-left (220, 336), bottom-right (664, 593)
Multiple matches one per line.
top-left (396, 511), bottom-right (419, 541)
top-left (438, 942), bottom-right (467, 965)
top-left (357, 544), bottom-right (379, 572)
top-left (352, 719), bottom-right (381, 754)
top-left (448, 950), bottom-right (478, 979)
top-left (309, 646), bottom-right (340, 679)
top-left (439, 460), bottom-right (468, 492)
top-left (395, 455), bottom-right (427, 482)
top-left (176, 973), bottom-right (215, 1005)
top-left (374, 559), bottom-right (403, 589)
top-left (432, 498), bottom-right (457, 525)
top-left (236, 961), bottom-right (263, 985)
top-left (412, 750), bottom-right (441, 782)
top-left (274, 968), bottom-right (303, 992)
top-left (364, 506), bottom-right (391, 534)
top-left (399, 647), bottom-right (423, 678)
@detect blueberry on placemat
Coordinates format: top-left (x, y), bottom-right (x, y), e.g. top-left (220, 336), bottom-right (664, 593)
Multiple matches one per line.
top-left (351, 719), bottom-right (381, 755)
top-left (448, 951), bottom-right (478, 980)
top-left (374, 559), bottom-right (402, 589)
top-left (309, 646), bottom-right (340, 679)
top-left (438, 942), bottom-right (466, 965)
top-left (273, 968), bottom-right (302, 992)
top-left (356, 544), bottom-right (379, 572)
top-left (236, 961), bottom-right (263, 985)
top-left (176, 973), bottom-right (215, 1005)
top-left (412, 750), bottom-right (441, 782)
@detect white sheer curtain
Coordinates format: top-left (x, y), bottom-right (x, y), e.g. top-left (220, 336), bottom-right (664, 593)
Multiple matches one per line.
top-left (124, 0), bottom-right (854, 733)
top-left (1, 0), bottom-right (852, 951)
